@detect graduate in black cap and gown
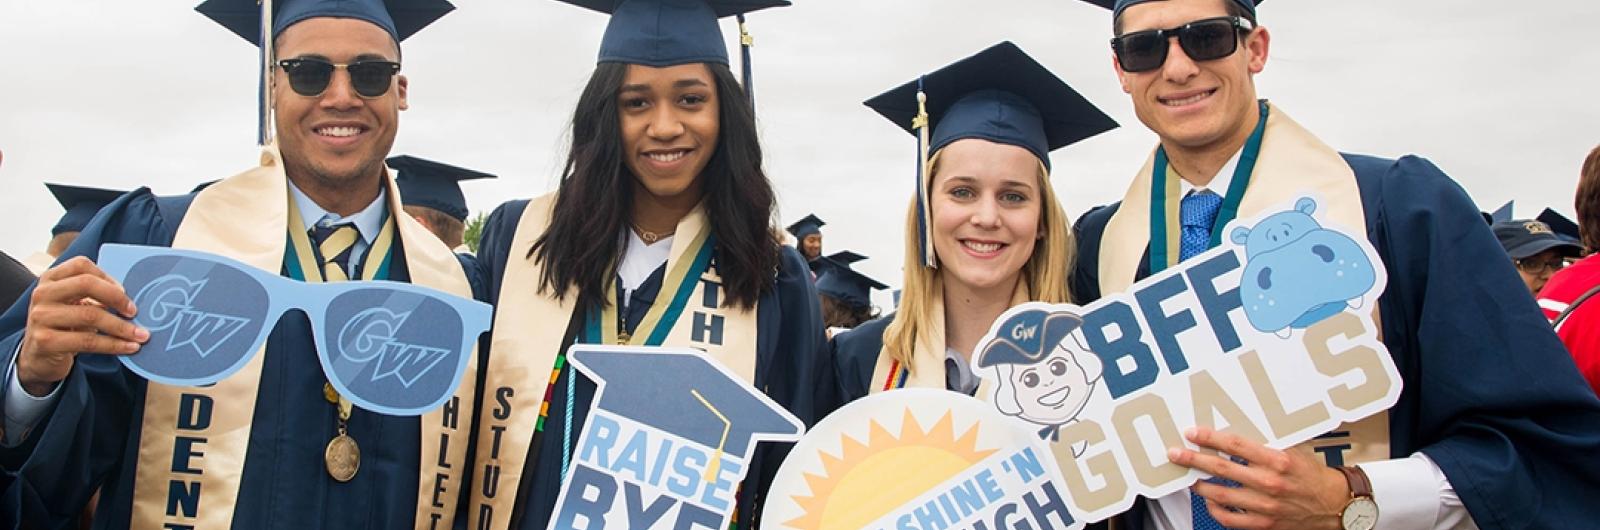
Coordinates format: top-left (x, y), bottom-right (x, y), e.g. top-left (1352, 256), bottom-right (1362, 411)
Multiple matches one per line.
top-left (1071, 1), bottom-right (1600, 529)
top-left (813, 251), bottom-right (884, 333)
top-left (0, 1), bottom-right (484, 527)
top-left (831, 41), bottom-right (1117, 405)
top-left (464, 1), bottom-right (826, 529)
top-left (785, 214), bottom-right (825, 270)
top-left (389, 154), bottom-right (496, 254)
top-left (21, 184), bottom-right (129, 275)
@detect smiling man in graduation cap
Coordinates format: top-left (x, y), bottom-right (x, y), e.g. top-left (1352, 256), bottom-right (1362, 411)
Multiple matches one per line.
top-left (464, 0), bottom-right (828, 529)
top-left (1069, 1), bottom-right (1600, 529)
top-left (0, 1), bottom-right (485, 528)
top-left (389, 154), bottom-right (496, 253)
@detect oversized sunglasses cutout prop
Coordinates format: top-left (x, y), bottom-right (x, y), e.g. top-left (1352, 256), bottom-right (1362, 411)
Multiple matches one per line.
top-left (97, 244), bottom-right (491, 416)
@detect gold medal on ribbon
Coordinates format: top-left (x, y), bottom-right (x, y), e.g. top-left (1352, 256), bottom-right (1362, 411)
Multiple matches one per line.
top-left (325, 393), bottom-right (360, 482)
top-left (325, 433), bottom-right (361, 482)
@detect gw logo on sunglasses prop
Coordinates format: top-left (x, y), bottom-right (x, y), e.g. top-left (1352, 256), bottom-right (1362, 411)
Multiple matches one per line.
top-left (336, 307), bottom-right (452, 389)
top-left (98, 244), bottom-right (492, 417)
top-left (133, 276), bottom-right (253, 361)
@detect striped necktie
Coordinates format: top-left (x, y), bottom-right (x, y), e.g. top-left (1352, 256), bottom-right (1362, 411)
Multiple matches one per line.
top-left (310, 223), bottom-right (359, 282)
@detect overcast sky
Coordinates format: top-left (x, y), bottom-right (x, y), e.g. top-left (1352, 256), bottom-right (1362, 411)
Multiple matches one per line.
top-left (3, 0), bottom-right (1598, 309)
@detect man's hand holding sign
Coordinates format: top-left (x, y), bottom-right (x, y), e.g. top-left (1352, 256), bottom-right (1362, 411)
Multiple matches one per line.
top-left (1171, 426), bottom-right (1355, 530)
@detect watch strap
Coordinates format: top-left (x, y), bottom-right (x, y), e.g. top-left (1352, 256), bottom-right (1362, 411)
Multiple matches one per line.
top-left (1338, 465), bottom-right (1374, 498)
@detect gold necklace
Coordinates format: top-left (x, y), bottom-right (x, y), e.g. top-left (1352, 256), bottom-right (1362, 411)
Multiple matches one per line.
top-left (635, 226), bottom-right (675, 244)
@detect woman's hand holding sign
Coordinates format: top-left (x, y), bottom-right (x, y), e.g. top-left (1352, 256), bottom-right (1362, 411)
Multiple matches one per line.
top-left (1169, 426), bottom-right (1350, 530)
top-left (17, 256), bottom-right (148, 396)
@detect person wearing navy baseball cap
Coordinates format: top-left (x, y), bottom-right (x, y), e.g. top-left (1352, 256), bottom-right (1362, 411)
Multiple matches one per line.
top-left (830, 42), bottom-right (1116, 415)
top-left (463, 2), bottom-right (826, 529)
top-left (1494, 219), bottom-right (1582, 297)
top-left (1070, 1), bottom-right (1600, 529)
top-left (0, 1), bottom-right (486, 528)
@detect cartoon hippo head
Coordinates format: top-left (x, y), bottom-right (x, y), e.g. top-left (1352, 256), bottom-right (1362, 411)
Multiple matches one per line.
top-left (1229, 198), bottom-right (1378, 334)
top-left (978, 309), bottom-right (1104, 426)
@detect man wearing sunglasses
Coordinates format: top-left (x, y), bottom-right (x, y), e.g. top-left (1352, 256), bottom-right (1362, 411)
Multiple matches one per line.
top-left (0, 0), bottom-right (485, 528)
top-left (1071, 1), bottom-right (1600, 530)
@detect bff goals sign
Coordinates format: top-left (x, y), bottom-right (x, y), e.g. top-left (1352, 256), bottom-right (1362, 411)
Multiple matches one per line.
top-left (768, 196), bottom-right (1402, 528)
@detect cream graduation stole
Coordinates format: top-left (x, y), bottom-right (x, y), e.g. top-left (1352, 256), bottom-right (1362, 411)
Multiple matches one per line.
top-left (468, 195), bottom-right (759, 530)
top-left (1097, 102), bottom-right (1391, 467)
top-left (867, 277), bottom-right (1030, 397)
top-left (128, 145), bottom-right (480, 530)
top-left (21, 251), bottom-right (52, 275)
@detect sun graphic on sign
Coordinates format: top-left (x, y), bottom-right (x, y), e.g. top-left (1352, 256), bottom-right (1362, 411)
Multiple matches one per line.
top-left (783, 409), bottom-right (996, 530)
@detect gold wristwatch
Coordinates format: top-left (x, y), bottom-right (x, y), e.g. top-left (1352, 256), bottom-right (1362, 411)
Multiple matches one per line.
top-left (1337, 465), bottom-right (1378, 530)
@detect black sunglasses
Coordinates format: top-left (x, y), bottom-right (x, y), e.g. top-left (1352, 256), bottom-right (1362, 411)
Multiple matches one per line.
top-left (1111, 16), bottom-right (1254, 73)
top-left (276, 58), bottom-right (401, 98)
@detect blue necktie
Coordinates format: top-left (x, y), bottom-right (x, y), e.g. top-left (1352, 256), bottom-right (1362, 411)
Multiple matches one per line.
top-left (1180, 191), bottom-right (1223, 262)
top-left (1181, 189), bottom-right (1236, 529)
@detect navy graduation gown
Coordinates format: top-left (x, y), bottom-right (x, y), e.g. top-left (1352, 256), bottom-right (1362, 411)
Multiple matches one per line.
top-left (0, 188), bottom-right (479, 530)
top-left (829, 315), bottom-right (895, 404)
top-left (472, 199), bottom-right (829, 530)
top-left (1071, 154), bottom-right (1600, 530)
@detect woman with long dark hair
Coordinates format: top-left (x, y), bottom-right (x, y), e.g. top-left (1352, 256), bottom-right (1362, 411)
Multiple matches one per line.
top-left (463, 1), bottom-right (825, 529)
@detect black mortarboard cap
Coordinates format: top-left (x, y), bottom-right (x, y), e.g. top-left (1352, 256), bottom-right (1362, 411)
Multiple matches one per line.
top-left (815, 260), bottom-right (887, 311)
top-left (46, 183), bottom-right (126, 236)
top-left (568, 346), bottom-right (803, 459)
top-left (826, 250), bottom-right (866, 267)
top-left (197, 0), bottom-right (455, 45)
top-left (387, 155), bottom-right (496, 222)
top-left (864, 42), bottom-right (1115, 267)
top-left (1079, 0), bottom-right (1262, 19)
top-left (810, 250), bottom-right (865, 276)
top-left (864, 41), bottom-right (1117, 172)
top-left (554, 0), bottom-right (788, 67)
top-left (785, 214), bottom-right (824, 238)
top-left (1537, 208), bottom-right (1581, 245)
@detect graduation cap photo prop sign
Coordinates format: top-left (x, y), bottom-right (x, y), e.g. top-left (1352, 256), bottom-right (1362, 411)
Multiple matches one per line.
top-left (549, 345), bottom-right (804, 530)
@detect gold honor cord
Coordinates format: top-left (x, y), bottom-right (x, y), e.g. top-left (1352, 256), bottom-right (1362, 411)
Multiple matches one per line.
top-left (690, 389), bottom-right (731, 482)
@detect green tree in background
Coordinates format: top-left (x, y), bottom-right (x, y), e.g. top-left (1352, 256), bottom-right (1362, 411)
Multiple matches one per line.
top-left (464, 212), bottom-right (488, 253)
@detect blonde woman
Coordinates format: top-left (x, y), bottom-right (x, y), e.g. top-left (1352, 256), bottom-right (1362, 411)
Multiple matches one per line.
top-left (832, 42), bottom-right (1116, 401)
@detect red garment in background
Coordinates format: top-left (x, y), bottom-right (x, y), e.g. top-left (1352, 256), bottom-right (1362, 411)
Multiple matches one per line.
top-left (1540, 254), bottom-right (1600, 396)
